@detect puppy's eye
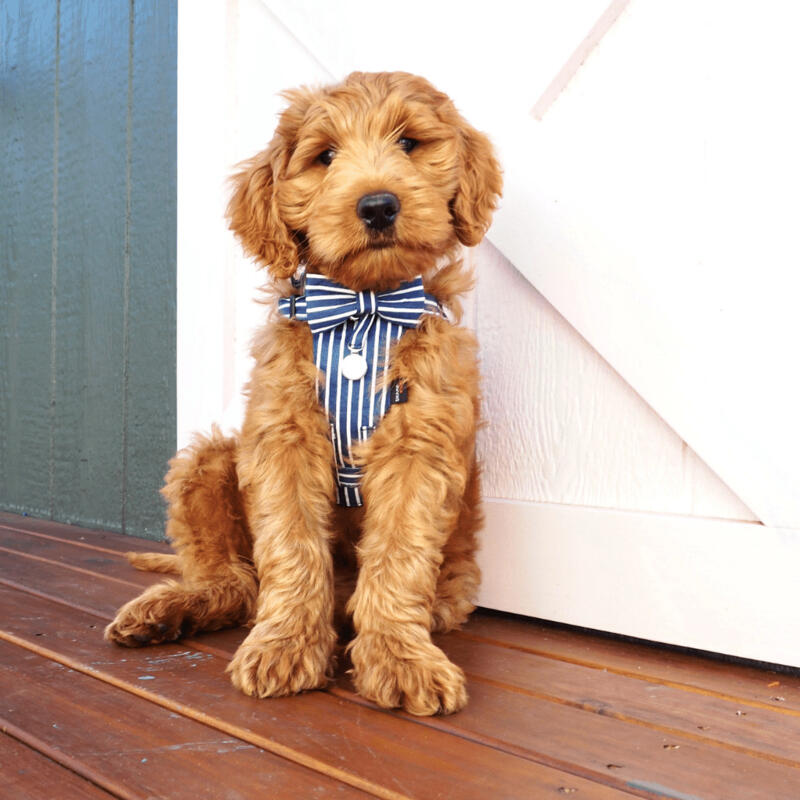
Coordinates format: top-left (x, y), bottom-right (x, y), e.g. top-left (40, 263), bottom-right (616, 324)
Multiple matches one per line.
top-left (398, 137), bottom-right (418, 154)
top-left (317, 148), bottom-right (336, 166)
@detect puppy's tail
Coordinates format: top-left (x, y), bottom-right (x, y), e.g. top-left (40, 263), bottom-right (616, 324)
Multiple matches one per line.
top-left (125, 552), bottom-right (181, 574)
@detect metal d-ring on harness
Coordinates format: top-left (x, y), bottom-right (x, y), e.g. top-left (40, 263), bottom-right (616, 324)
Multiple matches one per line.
top-left (277, 271), bottom-right (442, 507)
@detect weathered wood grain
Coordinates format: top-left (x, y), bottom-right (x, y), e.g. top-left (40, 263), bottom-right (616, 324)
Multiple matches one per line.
top-left (0, 585), bottom-right (635, 800)
top-left (0, 3), bottom-right (177, 538)
top-left (461, 613), bottom-right (800, 715)
top-left (125, 0), bottom-right (177, 540)
top-left (0, 546), bottom-right (138, 618)
top-left (0, 512), bottom-right (172, 554)
top-left (0, 638), bottom-right (366, 799)
top-left (0, 731), bottom-right (116, 800)
top-left (0, 1), bottom-right (59, 519)
top-left (0, 526), bottom-right (158, 588)
top-left (50, 0), bottom-right (129, 530)
top-left (438, 635), bottom-right (800, 767)
top-left (5, 516), bottom-right (800, 800)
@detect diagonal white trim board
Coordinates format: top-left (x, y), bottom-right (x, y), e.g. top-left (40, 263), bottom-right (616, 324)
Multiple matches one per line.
top-left (478, 498), bottom-right (800, 667)
top-left (531, 0), bottom-right (630, 120)
top-left (488, 3), bottom-right (800, 529)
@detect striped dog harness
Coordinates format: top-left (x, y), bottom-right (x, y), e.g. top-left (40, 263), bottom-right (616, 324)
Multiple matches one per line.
top-left (278, 273), bottom-right (441, 507)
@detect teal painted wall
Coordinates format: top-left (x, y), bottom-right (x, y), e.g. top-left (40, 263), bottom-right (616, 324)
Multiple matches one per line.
top-left (0, 0), bottom-right (176, 539)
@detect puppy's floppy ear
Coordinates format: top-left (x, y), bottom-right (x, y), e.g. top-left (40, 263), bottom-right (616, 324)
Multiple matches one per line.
top-left (226, 140), bottom-right (299, 279)
top-left (450, 120), bottom-right (503, 247)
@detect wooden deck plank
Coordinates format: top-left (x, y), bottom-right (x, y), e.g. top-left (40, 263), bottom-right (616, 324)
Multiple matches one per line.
top-left (0, 587), bottom-right (632, 800)
top-left (0, 513), bottom-right (171, 555)
top-left (196, 625), bottom-right (800, 783)
top-left (4, 512), bottom-right (799, 799)
top-left (0, 732), bottom-right (117, 800)
top-left (424, 676), bottom-right (800, 800)
top-left (3, 517), bottom-right (797, 762)
top-left (0, 527), bottom-right (157, 587)
top-left (216, 649), bottom-right (800, 800)
top-left (7, 512), bottom-right (797, 716)
top-left (461, 614), bottom-right (800, 713)
top-left (0, 639), bottom-right (364, 800)
top-left (185, 646), bottom-right (800, 800)
top-left (0, 547), bottom-right (141, 619)
top-left (3, 556), bottom-right (796, 798)
top-left (437, 635), bottom-right (800, 766)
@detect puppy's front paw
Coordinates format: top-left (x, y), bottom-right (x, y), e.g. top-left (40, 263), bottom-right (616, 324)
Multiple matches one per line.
top-left (350, 632), bottom-right (467, 716)
top-left (227, 623), bottom-right (334, 698)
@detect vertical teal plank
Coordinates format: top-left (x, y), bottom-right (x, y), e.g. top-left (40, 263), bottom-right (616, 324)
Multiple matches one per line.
top-left (51, 1), bottom-right (129, 530)
top-left (126, 0), bottom-right (177, 539)
top-left (1, 0), bottom-right (177, 536)
top-left (0, 1), bottom-right (58, 517)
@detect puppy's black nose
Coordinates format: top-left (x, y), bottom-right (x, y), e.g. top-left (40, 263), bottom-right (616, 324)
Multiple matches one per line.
top-left (356, 192), bottom-right (400, 231)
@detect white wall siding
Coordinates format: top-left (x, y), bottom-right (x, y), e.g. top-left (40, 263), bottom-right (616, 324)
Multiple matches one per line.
top-left (177, 0), bottom-right (330, 448)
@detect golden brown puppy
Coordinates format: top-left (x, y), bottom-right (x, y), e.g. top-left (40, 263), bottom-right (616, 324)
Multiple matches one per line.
top-left (106, 71), bottom-right (502, 716)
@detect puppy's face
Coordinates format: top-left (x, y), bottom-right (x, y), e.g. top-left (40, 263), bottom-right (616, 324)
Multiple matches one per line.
top-left (279, 79), bottom-right (464, 288)
top-left (228, 72), bottom-right (502, 291)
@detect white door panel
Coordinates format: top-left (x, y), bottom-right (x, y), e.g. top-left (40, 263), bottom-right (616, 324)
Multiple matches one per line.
top-left (178, 0), bottom-right (800, 661)
top-left (488, 1), bottom-right (800, 528)
top-left (262, 0), bottom-right (610, 121)
top-left (260, 0), bottom-right (800, 528)
top-left (474, 241), bottom-right (757, 522)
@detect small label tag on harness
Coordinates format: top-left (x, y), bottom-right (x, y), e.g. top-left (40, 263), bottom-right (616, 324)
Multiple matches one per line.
top-left (392, 381), bottom-right (409, 404)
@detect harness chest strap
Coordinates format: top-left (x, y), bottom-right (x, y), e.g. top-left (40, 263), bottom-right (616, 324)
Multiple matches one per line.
top-left (278, 273), bottom-right (443, 507)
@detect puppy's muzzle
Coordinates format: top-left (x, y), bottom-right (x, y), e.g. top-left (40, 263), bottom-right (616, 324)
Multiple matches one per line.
top-left (356, 192), bottom-right (400, 232)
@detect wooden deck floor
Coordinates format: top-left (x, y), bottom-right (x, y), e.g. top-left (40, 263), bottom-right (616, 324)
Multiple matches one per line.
top-left (0, 511), bottom-right (798, 799)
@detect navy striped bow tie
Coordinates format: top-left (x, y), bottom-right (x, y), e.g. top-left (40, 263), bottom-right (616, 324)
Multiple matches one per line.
top-left (303, 273), bottom-right (430, 334)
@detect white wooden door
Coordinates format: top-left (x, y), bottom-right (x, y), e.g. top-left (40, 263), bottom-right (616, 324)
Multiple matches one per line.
top-left (178, 0), bottom-right (800, 666)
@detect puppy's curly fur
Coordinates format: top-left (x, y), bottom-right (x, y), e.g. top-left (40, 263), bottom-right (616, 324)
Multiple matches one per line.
top-left (106, 72), bottom-right (502, 716)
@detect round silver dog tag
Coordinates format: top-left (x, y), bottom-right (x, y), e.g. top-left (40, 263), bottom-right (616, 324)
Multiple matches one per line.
top-left (341, 352), bottom-right (368, 381)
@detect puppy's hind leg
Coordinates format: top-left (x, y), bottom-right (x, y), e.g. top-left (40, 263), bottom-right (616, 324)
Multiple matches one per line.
top-left (105, 430), bottom-right (257, 647)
